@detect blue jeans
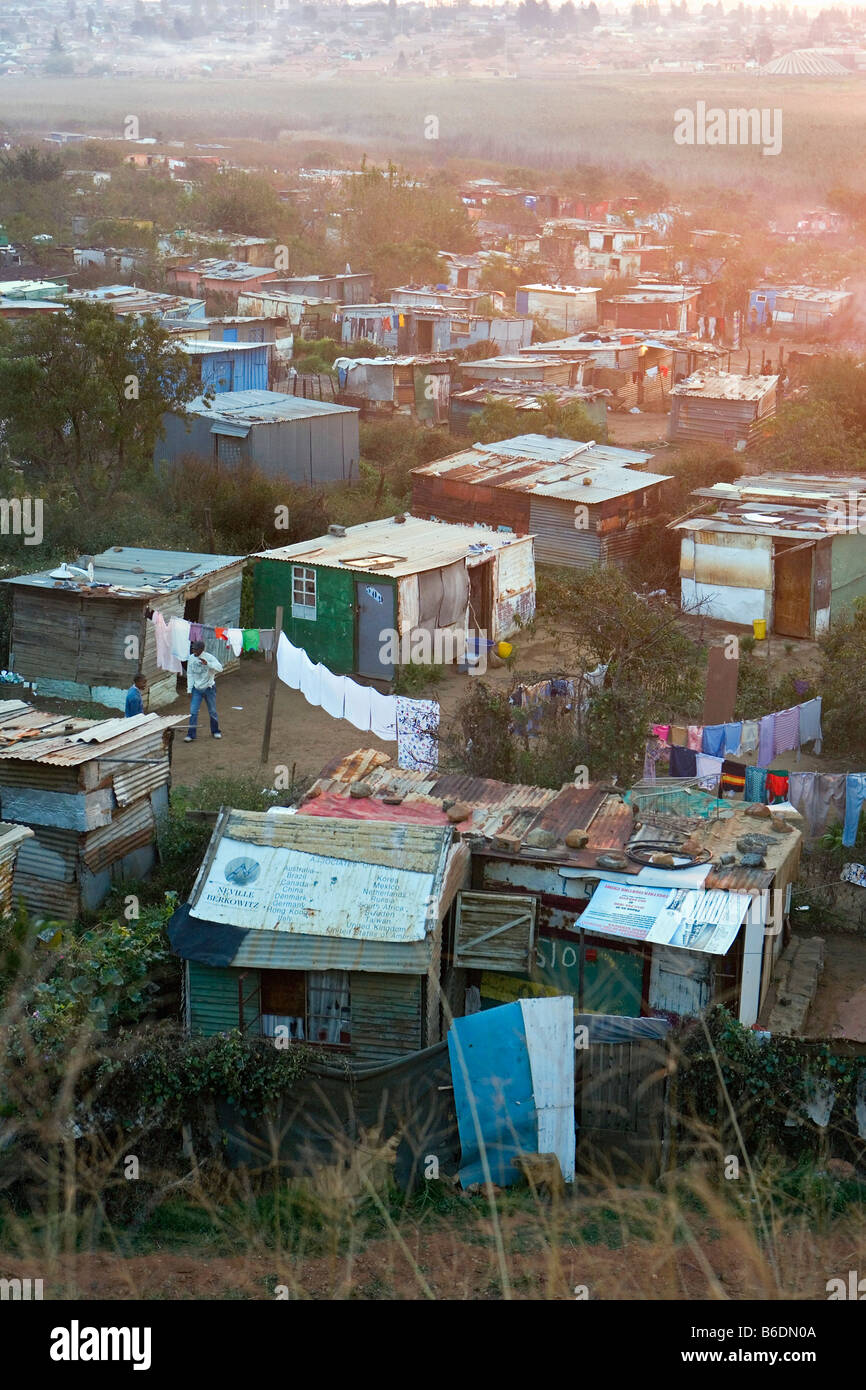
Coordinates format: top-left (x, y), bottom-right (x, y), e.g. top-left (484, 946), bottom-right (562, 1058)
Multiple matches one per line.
top-left (188, 684), bottom-right (220, 738)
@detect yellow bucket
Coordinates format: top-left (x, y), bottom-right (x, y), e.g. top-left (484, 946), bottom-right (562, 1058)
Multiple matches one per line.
top-left (753, 619), bottom-right (767, 640)
top-left (497, 641), bottom-right (513, 659)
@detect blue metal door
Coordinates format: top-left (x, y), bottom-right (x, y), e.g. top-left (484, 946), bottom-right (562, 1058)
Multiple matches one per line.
top-left (355, 580), bottom-right (395, 679)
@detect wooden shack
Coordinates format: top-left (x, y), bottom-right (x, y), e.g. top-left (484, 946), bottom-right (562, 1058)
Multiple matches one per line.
top-left (4, 547), bottom-right (245, 711)
top-left (0, 820), bottom-right (34, 913)
top-left (0, 702), bottom-right (184, 918)
top-left (168, 808), bottom-right (470, 1066)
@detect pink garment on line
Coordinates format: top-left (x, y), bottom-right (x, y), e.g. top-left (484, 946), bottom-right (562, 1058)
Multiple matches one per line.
top-left (651, 724), bottom-right (670, 743)
top-left (687, 724), bottom-right (704, 751)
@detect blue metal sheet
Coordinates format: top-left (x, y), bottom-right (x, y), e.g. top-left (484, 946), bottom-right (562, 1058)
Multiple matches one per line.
top-left (447, 1003), bottom-right (537, 1187)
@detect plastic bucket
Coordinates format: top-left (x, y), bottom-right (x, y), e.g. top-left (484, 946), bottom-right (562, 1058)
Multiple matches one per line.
top-left (753, 619), bottom-right (767, 640)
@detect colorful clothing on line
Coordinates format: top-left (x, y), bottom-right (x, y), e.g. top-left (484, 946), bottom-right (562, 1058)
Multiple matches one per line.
top-left (766, 771), bottom-right (789, 804)
top-left (773, 705), bottom-right (800, 758)
top-left (843, 773), bottom-right (866, 847)
top-left (720, 759), bottom-right (746, 796)
top-left (757, 714), bottom-right (776, 768)
top-left (643, 737), bottom-right (668, 783)
top-left (669, 745), bottom-right (697, 778)
top-left (701, 725), bottom-right (726, 757)
top-left (669, 724), bottom-right (687, 747)
top-left (396, 696), bottom-right (440, 771)
top-left (188, 623), bottom-right (204, 643)
top-left (258, 629), bottom-right (276, 655)
top-left (651, 724), bottom-right (671, 743)
top-left (740, 720), bottom-right (759, 754)
top-left (797, 697), bottom-right (823, 755)
top-left (723, 723), bottom-right (743, 757)
top-left (744, 766), bottom-right (767, 804)
top-left (225, 628), bottom-right (244, 657)
top-left (242, 629), bottom-right (260, 653)
top-left (788, 772), bottom-right (845, 839)
top-left (687, 724), bottom-right (703, 751)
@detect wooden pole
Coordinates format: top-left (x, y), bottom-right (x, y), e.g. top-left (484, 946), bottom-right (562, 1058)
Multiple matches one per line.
top-left (260, 604), bottom-right (283, 766)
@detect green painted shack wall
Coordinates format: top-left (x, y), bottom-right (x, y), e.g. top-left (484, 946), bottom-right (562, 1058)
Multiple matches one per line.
top-left (188, 960), bottom-right (261, 1037)
top-left (830, 534), bottom-right (866, 621)
top-left (253, 558), bottom-right (396, 675)
top-left (187, 960), bottom-right (424, 1063)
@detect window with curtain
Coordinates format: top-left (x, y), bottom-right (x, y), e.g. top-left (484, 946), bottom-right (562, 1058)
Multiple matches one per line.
top-left (259, 969), bottom-right (350, 1048)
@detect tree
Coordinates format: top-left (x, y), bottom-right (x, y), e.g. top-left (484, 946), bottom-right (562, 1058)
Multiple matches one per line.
top-left (0, 302), bottom-right (202, 504)
top-left (755, 401), bottom-right (864, 475)
top-left (475, 393), bottom-right (600, 444)
top-left (819, 597), bottom-right (866, 760)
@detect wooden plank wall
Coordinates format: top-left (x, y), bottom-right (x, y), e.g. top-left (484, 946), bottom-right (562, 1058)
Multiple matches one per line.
top-left (351, 972), bottom-right (423, 1065)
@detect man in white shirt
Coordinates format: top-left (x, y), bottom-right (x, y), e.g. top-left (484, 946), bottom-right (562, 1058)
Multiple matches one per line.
top-left (184, 640), bottom-right (223, 742)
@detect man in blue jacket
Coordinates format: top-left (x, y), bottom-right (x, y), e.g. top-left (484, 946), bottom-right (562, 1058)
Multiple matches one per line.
top-left (125, 674), bottom-right (147, 717)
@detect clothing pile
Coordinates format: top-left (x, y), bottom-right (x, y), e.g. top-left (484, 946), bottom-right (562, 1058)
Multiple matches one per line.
top-left (276, 633), bottom-right (439, 771)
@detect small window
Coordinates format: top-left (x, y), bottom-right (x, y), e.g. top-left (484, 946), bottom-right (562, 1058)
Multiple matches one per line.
top-left (260, 969), bottom-right (351, 1047)
top-left (215, 433), bottom-right (242, 466)
top-left (291, 565), bottom-right (317, 620)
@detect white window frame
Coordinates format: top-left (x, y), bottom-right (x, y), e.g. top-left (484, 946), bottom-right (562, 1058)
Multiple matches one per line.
top-left (291, 565), bottom-right (317, 621)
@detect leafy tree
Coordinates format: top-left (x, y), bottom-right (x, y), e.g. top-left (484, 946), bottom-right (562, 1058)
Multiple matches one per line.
top-left (0, 147), bottom-right (64, 182)
top-left (755, 401), bottom-right (864, 475)
top-left (819, 597), bottom-right (866, 760)
top-left (0, 302), bottom-right (201, 503)
top-left (475, 392), bottom-right (600, 444)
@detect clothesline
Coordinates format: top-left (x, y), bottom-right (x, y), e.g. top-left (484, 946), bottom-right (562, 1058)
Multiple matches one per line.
top-left (647, 695), bottom-right (824, 772)
top-left (149, 612), bottom-right (276, 673)
top-left (275, 632), bottom-right (440, 771)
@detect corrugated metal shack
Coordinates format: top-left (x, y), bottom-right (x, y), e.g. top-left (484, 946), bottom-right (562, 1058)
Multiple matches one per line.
top-left (412, 434), bottom-right (671, 569)
top-left (514, 284), bottom-right (600, 333)
top-left (459, 355), bottom-right (580, 387)
top-left (673, 472), bottom-right (866, 637)
top-left (4, 547), bottom-right (245, 710)
top-left (156, 389), bottom-right (360, 486)
top-left (253, 515), bottom-right (536, 680)
top-left (668, 371), bottom-right (778, 447)
top-left (450, 381), bottom-right (608, 435)
top-left (176, 340), bottom-right (269, 394)
top-left (333, 355), bottom-right (453, 424)
top-left (0, 703), bottom-right (184, 918)
top-left (299, 749), bottom-right (802, 1028)
top-left (168, 808), bottom-right (470, 1065)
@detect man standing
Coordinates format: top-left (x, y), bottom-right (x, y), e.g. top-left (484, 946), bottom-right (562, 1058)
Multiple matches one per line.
top-left (125, 674), bottom-right (147, 718)
top-left (184, 640), bottom-right (223, 742)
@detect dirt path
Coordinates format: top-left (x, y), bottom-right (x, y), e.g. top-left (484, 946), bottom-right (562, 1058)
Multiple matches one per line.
top-left (166, 630), bottom-right (570, 793)
top-left (1, 1221), bottom-right (858, 1300)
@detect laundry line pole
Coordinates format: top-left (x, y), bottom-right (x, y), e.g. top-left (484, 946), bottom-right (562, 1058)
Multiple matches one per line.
top-left (260, 605), bottom-right (284, 767)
